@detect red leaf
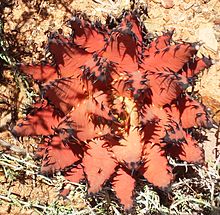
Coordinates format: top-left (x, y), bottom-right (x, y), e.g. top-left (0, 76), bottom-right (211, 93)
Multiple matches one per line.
top-left (40, 136), bottom-right (83, 174)
top-left (140, 106), bottom-right (174, 188)
top-left (141, 105), bottom-right (168, 125)
top-left (47, 34), bottom-right (91, 78)
top-left (19, 63), bottom-right (58, 83)
top-left (141, 143), bottom-right (173, 188)
top-left (146, 71), bottom-right (188, 106)
top-left (81, 56), bottom-right (116, 91)
top-left (166, 131), bottom-right (203, 163)
top-left (164, 102), bottom-right (181, 123)
top-left (120, 13), bottom-right (144, 44)
top-left (56, 92), bottom-right (113, 142)
top-left (12, 101), bottom-right (63, 136)
top-left (111, 127), bottom-right (144, 170)
top-left (47, 34), bottom-right (72, 66)
top-left (180, 56), bottom-right (213, 78)
top-left (20, 35), bottom-right (92, 84)
top-left (83, 139), bottom-right (117, 193)
top-left (141, 105), bottom-right (184, 145)
top-left (163, 122), bottom-right (185, 144)
top-left (112, 168), bottom-right (135, 210)
top-left (101, 26), bottom-right (139, 71)
top-left (64, 164), bottom-right (84, 183)
top-left (112, 70), bottom-right (151, 104)
top-left (143, 43), bottom-right (198, 72)
top-left (179, 95), bottom-right (212, 128)
top-left (57, 114), bottom-right (110, 143)
top-left (140, 105), bottom-right (169, 143)
top-left (44, 77), bottom-right (87, 114)
top-left (147, 30), bottom-right (174, 53)
top-left (69, 16), bottom-right (107, 53)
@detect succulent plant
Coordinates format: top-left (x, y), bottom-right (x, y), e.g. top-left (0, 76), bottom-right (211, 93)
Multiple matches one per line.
top-left (12, 10), bottom-right (213, 210)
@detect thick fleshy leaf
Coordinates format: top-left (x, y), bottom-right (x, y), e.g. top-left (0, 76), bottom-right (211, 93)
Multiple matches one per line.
top-left (44, 77), bottom-right (87, 114)
top-left (81, 56), bottom-right (116, 91)
top-left (120, 13), bottom-right (144, 44)
top-left (40, 136), bottom-right (83, 174)
top-left (112, 70), bottom-right (151, 104)
top-left (146, 71), bottom-right (188, 106)
top-left (47, 33), bottom-right (72, 66)
top-left (180, 56), bottom-right (213, 78)
top-left (166, 131), bottom-right (203, 163)
top-left (140, 105), bottom-right (168, 126)
top-left (112, 168), bottom-right (135, 210)
top-left (69, 16), bottom-right (107, 53)
top-left (56, 114), bottom-right (110, 143)
top-left (20, 35), bottom-right (92, 83)
top-left (140, 109), bottom-right (172, 195)
top-left (141, 143), bottom-right (173, 188)
top-left (19, 63), bottom-right (58, 83)
top-left (164, 102), bottom-right (181, 123)
top-left (141, 106), bottom-right (185, 146)
top-left (140, 105), bottom-right (170, 144)
top-left (83, 139), bottom-right (117, 193)
top-left (178, 95), bottom-right (212, 128)
top-left (12, 101), bottom-right (63, 136)
top-left (163, 122), bottom-right (185, 144)
top-left (147, 30), bottom-right (174, 53)
top-left (47, 34), bottom-right (91, 78)
top-left (111, 127), bottom-right (144, 171)
top-left (64, 164), bottom-right (84, 183)
top-left (101, 25), bottom-right (139, 71)
top-left (143, 43), bottom-right (198, 72)
top-left (56, 92), bottom-right (113, 142)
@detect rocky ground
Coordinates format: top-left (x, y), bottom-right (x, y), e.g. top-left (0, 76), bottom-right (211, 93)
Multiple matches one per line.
top-left (0, 0), bottom-right (219, 214)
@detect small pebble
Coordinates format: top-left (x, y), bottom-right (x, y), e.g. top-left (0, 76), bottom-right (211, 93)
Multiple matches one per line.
top-left (184, 2), bottom-right (194, 10)
top-left (214, 18), bottom-right (220, 25)
top-left (161, 0), bottom-right (174, 9)
top-left (198, 23), bottom-right (218, 53)
top-left (163, 15), bottom-right (170, 22)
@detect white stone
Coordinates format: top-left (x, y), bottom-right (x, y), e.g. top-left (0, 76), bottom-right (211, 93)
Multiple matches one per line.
top-left (198, 23), bottom-right (218, 52)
